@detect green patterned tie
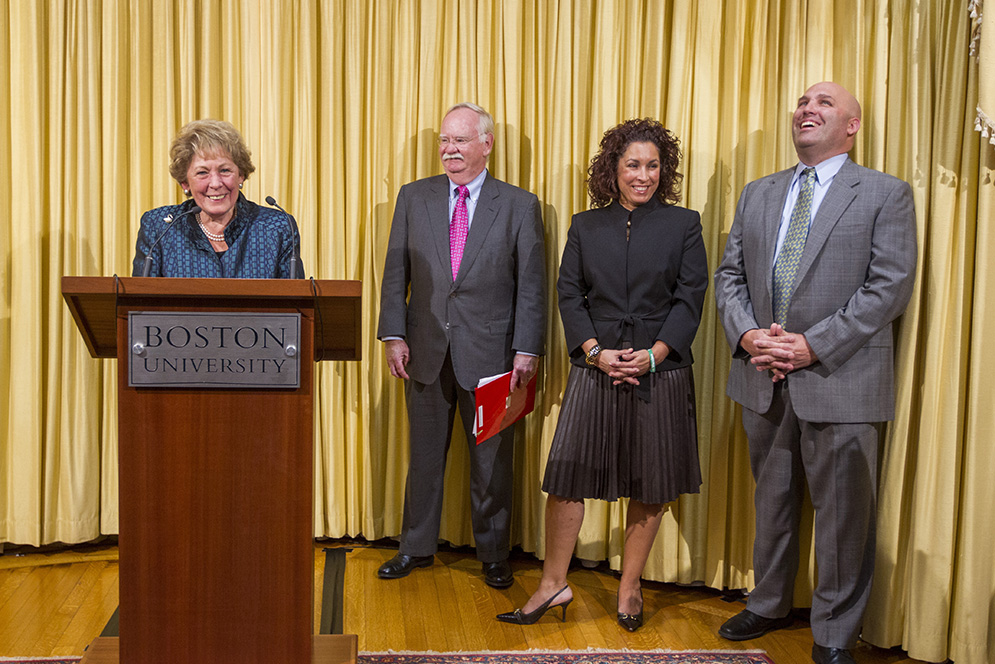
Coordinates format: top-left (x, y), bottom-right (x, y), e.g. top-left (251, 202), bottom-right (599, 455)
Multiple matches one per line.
top-left (772, 167), bottom-right (816, 328)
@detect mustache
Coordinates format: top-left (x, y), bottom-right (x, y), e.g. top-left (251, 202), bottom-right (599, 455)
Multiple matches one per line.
top-left (442, 153), bottom-right (464, 162)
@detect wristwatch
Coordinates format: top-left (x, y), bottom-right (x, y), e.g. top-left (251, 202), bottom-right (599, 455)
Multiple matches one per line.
top-left (585, 344), bottom-right (602, 366)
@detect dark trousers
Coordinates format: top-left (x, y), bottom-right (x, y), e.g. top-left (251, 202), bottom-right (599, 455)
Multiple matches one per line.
top-left (399, 351), bottom-right (514, 563)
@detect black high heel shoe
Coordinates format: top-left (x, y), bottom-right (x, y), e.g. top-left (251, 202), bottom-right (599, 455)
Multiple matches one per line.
top-left (617, 588), bottom-right (644, 632)
top-left (496, 585), bottom-right (572, 624)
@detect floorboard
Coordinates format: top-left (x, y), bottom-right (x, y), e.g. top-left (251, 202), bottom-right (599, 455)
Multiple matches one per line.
top-left (0, 540), bottom-right (928, 663)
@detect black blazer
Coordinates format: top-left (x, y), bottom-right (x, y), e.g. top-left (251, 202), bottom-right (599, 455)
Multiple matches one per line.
top-left (557, 197), bottom-right (708, 372)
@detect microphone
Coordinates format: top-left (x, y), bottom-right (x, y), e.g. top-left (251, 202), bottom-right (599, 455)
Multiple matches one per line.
top-left (141, 205), bottom-right (201, 277)
top-left (265, 195), bottom-right (301, 279)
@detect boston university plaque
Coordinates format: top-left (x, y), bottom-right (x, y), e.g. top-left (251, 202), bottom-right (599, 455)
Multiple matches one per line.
top-left (128, 311), bottom-right (301, 388)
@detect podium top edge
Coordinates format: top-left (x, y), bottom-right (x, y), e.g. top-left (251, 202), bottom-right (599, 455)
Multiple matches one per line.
top-left (61, 276), bottom-right (361, 299)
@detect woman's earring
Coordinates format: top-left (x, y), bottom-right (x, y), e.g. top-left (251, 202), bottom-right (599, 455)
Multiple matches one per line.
top-left (239, 182), bottom-right (243, 190)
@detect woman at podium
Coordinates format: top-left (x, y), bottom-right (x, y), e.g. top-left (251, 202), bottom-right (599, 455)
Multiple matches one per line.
top-left (132, 119), bottom-right (303, 278)
top-left (497, 119), bottom-right (707, 631)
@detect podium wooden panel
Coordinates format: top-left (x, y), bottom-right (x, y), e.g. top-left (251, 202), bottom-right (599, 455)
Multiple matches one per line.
top-left (63, 277), bottom-right (361, 664)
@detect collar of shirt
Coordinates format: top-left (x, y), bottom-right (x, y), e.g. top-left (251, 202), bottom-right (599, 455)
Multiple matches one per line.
top-left (795, 152), bottom-right (848, 193)
top-left (772, 154), bottom-right (849, 265)
top-left (447, 169), bottom-right (487, 228)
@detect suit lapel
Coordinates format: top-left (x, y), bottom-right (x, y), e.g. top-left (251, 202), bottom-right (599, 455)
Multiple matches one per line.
top-left (795, 160), bottom-right (858, 281)
top-left (761, 170), bottom-right (794, 302)
top-left (425, 175), bottom-right (454, 279)
top-left (453, 172), bottom-right (498, 286)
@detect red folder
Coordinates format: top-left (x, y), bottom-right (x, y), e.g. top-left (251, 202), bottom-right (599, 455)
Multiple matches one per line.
top-left (472, 370), bottom-right (537, 444)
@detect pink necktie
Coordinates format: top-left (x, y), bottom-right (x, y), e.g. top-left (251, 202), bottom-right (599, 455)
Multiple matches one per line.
top-left (450, 185), bottom-right (469, 279)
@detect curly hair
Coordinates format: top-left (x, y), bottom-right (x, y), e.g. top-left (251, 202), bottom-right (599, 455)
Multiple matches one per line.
top-left (168, 120), bottom-right (256, 191)
top-left (587, 118), bottom-right (683, 208)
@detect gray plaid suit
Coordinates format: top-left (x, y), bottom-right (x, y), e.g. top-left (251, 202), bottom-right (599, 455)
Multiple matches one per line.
top-left (714, 158), bottom-right (917, 648)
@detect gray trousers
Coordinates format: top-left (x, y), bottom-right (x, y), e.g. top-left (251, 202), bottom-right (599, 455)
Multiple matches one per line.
top-left (742, 381), bottom-right (879, 650)
top-left (399, 351), bottom-right (513, 563)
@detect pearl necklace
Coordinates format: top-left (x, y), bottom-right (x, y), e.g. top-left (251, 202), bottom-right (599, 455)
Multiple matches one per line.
top-left (197, 214), bottom-right (227, 242)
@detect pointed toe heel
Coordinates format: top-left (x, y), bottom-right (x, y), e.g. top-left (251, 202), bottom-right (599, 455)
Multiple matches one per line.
top-left (617, 610), bottom-right (643, 632)
top-left (617, 588), bottom-right (644, 632)
top-left (496, 585), bottom-right (572, 625)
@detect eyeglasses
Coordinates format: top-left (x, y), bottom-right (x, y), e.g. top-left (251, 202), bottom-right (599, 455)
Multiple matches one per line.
top-left (437, 134), bottom-right (482, 147)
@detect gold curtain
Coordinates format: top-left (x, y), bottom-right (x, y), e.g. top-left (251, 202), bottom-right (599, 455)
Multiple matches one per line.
top-left (972, 0), bottom-right (995, 147)
top-left (1, 1), bottom-right (991, 662)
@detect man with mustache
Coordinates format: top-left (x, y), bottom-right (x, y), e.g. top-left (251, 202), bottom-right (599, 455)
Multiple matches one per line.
top-left (714, 82), bottom-right (918, 664)
top-left (377, 103), bottom-right (546, 588)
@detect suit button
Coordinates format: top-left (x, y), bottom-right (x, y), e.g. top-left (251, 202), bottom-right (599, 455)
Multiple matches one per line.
top-left (450, 292), bottom-right (457, 299)
top-left (445, 323), bottom-right (450, 330)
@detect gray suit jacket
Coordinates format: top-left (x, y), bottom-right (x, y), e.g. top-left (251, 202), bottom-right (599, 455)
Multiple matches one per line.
top-left (378, 172), bottom-right (547, 390)
top-left (714, 159), bottom-right (917, 423)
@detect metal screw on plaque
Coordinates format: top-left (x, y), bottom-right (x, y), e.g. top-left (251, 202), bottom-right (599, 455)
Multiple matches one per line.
top-left (132, 343), bottom-right (145, 356)
top-left (285, 344), bottom-right (298, 357)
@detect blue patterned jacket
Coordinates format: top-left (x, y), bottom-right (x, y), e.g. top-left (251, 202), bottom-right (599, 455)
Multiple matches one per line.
top-left (131, 194), bottom-right (304, 278)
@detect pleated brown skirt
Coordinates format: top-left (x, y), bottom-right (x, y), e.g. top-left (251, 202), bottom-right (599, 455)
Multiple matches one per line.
top-left (541, 364), bottom-right (702, 505)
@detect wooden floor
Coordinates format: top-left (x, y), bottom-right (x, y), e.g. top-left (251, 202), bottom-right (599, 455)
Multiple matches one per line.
top-left (0, 540), bottom-right (928, 663)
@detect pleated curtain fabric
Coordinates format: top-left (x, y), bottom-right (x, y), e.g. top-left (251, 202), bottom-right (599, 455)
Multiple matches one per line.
top-left (972, 0), bottom-right (995, 147)
top-left (2, 2), bottom-right (994, 662)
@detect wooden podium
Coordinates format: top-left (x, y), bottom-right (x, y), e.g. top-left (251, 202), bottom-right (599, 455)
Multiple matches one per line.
top-left (62, 277), bottom-right (361, 664)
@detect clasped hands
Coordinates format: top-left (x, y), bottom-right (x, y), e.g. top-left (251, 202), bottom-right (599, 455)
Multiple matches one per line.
top-left (594, 343), bottom-right (670, 386)
top-left (740, 323), bottom-right (817, 382)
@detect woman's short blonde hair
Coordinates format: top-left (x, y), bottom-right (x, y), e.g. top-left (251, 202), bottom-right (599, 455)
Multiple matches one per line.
top-left (168, 119), bottom-right (256, 188)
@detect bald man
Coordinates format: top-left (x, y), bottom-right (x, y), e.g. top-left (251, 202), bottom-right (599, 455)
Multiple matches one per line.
top-left (714, 82), bottom-right (917, 664)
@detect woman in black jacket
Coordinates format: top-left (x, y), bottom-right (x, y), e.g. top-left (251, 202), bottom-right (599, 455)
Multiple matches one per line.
top-left (497, 119), bottom-right (708, 631)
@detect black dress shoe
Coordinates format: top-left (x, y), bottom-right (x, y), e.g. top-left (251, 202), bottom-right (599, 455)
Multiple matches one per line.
top-left (718, 609), bottom-right (793, 641)
top-left (496, 585), bottom-right (571, 624)
top-left (617, 588), bottom-right (644, 632)
top-left (812, 644), bottom-right (856, 664)
top-left (377, 553), bottom-right (434, 579)
top-left (482, 560), bottom-right (513, 588)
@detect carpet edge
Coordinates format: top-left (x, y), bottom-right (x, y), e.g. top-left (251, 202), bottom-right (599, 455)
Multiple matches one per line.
top-left (358, 649), bottom-right (771, 656)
